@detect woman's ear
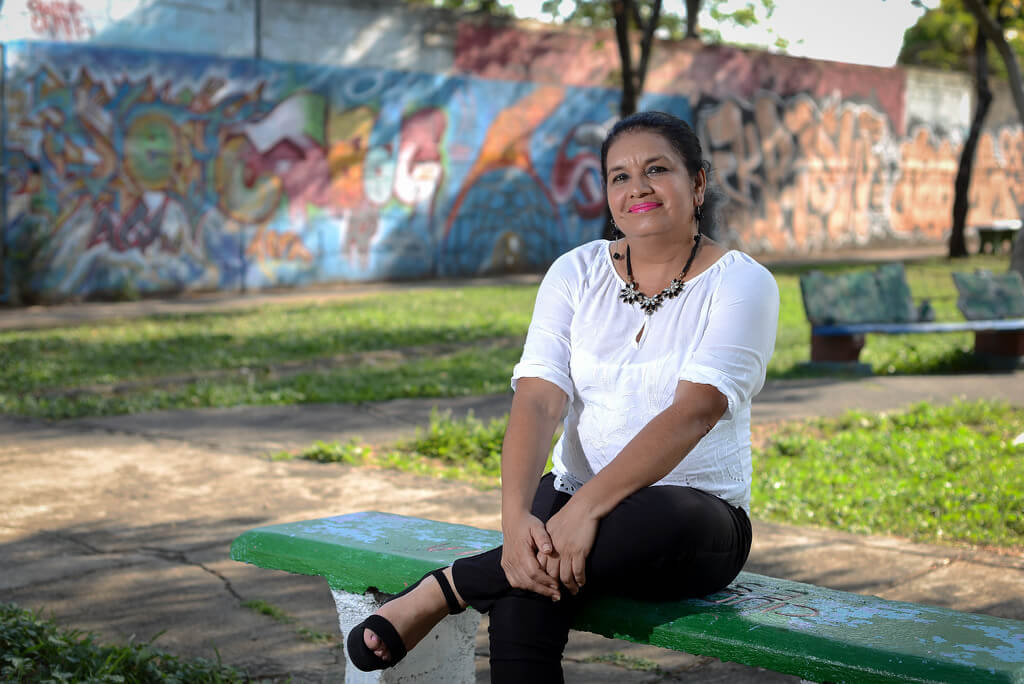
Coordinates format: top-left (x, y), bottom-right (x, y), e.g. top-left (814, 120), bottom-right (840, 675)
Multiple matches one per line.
top-left (694, 167), bottom-right (707, 204)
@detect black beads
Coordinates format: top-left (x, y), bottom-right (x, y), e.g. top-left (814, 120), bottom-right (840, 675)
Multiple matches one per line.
top-left (619, 233), bottom-right (702, 316)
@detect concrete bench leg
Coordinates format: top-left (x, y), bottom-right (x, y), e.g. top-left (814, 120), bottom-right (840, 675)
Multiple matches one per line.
top-left (333, 589), bottom-right (482, 684)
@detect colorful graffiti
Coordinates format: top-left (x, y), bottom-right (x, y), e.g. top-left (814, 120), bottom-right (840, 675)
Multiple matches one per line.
top-left (695, 91), bottom-right (1024, 253)
top-left (454, 23), bottom-right (1024, 253)
top-left (2, 42), bottom-right (629, 299)
top-left (6, 30), bottom-right (1024, 303)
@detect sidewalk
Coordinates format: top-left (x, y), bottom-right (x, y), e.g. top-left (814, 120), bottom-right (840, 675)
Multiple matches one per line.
top-left (2, 370), bottom-right (1023, 683)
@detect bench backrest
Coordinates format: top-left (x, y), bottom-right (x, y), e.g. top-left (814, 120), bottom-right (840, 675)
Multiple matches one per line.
top-left (953, 270), bottom-right (1024, 320)
top-left (800, 263), bottom-right (924, 326)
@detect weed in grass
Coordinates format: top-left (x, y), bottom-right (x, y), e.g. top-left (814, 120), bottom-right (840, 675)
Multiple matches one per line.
top-left (286, 410), bottom-right (559, 489)
top-left (242, 599), bottom-right (294, 624)
top-left (297, 439), bottom-right (373, 465)
top-left (0, 602), bottom-right (244, 682)
top-left (582, 652), bottom-right (663, 673)
top-left (296, 627), bottom-right (335, 644)
top-left (242, 600), bottom-right (338, 647)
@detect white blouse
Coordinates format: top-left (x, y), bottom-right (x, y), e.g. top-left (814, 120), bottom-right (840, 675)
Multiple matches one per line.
top-left (511, 239), bottom-right (779, 512)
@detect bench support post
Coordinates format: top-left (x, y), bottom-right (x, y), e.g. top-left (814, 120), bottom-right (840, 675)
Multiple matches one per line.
top-left (332, 589), bottom-right (481, 684)
top-left (810, 333), bottom-right (864, 363)
top-left (974, 330), bottom-right (1024, 369)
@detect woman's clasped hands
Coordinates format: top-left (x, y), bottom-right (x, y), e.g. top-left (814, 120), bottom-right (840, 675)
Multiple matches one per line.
top-left (500, 501), bottom-right (599, 601)
top-left (539, 500), bottom-right (598, 596)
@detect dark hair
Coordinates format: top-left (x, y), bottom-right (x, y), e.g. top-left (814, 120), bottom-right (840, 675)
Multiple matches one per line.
top-left (600, 111), bottom-right (721, 235)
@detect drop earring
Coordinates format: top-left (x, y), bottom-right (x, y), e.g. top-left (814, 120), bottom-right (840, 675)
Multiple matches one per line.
top-left (611, 220), bottom-right (624, 260)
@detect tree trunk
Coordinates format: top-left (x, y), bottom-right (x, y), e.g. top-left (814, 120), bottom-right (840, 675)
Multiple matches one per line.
top-left (951, 25), bottom-right (993, 258)
top-left (611, 0), bottom-right (637, 117)
top-left (635, 0), bottom-right (662, 96)
top-left (685, 0), bottom-right (700, 38)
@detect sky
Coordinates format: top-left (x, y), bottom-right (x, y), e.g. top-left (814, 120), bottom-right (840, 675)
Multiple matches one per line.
top-left (510, 0), bottom-right (931, 68)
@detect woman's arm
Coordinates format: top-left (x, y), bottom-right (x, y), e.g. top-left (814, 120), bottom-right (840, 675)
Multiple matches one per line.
top-left (498, 376), bottom-right (568, 601)
top-left (540, 381), bottom-right (726, 593)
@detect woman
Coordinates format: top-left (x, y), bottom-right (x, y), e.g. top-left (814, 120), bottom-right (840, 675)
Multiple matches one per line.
top-left (347, 111), bottom-right (780, 682)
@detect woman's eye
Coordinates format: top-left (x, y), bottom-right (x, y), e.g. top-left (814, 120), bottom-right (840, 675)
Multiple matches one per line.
top-left (611, 173), bottom-right (627, 183)
top-left (647, 166), bottom-right (666, 175)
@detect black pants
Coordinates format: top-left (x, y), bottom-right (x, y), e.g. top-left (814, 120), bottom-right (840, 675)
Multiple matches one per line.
top-left (451, 473), bottom-right (752, 683)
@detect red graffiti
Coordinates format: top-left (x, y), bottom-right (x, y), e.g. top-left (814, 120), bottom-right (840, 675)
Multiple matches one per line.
top-left (28, 0), bottom-right (93, 40)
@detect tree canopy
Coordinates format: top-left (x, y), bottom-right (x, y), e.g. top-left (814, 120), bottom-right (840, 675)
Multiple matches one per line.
top-left (898, 0), bottom-right (1024, 78)
top-left (407, 0), bottom-right (785, 47)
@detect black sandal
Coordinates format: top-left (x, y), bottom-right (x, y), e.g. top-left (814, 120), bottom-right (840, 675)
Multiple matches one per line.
top-left (346, 567), bottom-right (465, 672)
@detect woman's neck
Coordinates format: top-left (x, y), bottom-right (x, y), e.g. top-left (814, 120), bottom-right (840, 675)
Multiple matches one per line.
top-left (620, 233), bottom-right (699, 294)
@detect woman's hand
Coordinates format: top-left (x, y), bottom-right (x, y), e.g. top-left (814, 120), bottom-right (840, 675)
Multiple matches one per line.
top-left (543, 500), bottom-right (598, 595)
top-left (500, 513), bottom-right (561, 601)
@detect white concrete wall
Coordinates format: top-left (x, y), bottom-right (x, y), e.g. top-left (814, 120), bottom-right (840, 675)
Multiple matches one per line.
top-left (0, 0), bottom-right (256, 57)
top-left (260, 0), bottom-right (455, 71)
top-left (904, 66), bottom-right (972, 135)
top-left (0, 0), bottom-right (455, 68)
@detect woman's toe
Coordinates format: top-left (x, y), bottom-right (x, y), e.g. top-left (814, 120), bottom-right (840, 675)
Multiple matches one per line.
top-left (363, 628), bottom-right (380, 650)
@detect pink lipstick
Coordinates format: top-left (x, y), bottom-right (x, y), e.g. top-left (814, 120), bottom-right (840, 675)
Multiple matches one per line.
top-left (629, 202), bottom-right (661, 213)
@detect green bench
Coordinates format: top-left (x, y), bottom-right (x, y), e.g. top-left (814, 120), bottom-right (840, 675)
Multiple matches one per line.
top-left (230, 511), bottom-right (1024, 683)
top-left (800, 264), bottom-right (1024, 371)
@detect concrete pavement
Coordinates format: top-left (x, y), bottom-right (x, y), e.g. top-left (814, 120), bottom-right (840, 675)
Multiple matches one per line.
top-left (2, 371), bottom-right (1023, 682)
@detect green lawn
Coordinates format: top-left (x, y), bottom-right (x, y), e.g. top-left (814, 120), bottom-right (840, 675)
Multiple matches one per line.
top-left (286, 400), bottom-right (1024, 550)
top-left (752, 400), bottom-right (1024, 549)
top-left (0, 254), bottom-right (1013, 419)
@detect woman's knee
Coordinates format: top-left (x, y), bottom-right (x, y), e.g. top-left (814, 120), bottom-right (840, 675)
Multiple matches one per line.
top-left (488, 592), bottom-right (572, 660)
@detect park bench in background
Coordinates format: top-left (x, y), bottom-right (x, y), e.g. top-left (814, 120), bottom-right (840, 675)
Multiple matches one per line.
top-left (800, 264), bottom-right (1024, 371)
top-left (973, 219), bottom-right (1021, 254)
top-left (231, 511), bottom-right (1024, 683)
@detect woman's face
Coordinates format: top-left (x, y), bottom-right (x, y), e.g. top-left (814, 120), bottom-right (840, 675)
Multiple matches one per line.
top-left (605, 129), bottom-right (705, 240)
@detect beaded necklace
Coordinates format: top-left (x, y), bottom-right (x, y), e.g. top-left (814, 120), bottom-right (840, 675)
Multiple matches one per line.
top-left (619, 233), bottom-right (702, 315)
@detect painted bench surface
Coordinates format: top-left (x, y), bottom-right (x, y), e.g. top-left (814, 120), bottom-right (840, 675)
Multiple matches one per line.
top-left (231, 511), bottom-right (1024, 684)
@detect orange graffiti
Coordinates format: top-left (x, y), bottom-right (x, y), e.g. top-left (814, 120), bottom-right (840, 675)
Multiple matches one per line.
top-left (247, 229), bottom-right (312, 263)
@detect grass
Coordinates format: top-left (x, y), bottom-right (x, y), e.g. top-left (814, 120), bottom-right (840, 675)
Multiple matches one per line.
top-left (272, 409), bottom-right (519, 488)
top-left (0, 602), bottom-right (243, 683)
top-left (242, 599), bottom-right (337, 645)
top-left (752, 399), bottom-right (1024, 549)
top-left (289, 400), bottom-right (1024, 550)
top-left (0, 254), bottom-right (1013, 419)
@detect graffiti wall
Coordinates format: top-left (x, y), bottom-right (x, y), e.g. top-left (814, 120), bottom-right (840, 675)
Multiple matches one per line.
top-left (2, 41), bottom-right (671, 299)
top-left (5, 12), bottom-right (1024, 302)
top-left (457, 23), bottom-right (1024, 255)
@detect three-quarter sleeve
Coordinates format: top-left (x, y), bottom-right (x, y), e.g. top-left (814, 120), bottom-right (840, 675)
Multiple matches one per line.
top-left (511, 252), bottom-right (579, 401)
top-left (678, 262), bottom-right (779, 420)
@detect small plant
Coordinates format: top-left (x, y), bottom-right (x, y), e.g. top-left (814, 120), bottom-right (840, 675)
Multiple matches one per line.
top-left (582, 651), bottom-right (663, 673)
top-left (0, 602), bottom-right (244, 682)
top-left (243, 599), bottom-right (337, 646)
top-left (242, 599), bottom-right (294, 624)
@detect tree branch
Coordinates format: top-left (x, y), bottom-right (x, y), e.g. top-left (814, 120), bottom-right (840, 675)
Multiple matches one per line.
top-left (635, 0), bottom-right (663, 96)
top-left (962, 0), bottom-right (1024, 126)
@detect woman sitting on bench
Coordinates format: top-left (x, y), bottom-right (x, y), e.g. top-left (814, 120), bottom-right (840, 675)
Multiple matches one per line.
top-left (347, 111), bottom-right (780, 683)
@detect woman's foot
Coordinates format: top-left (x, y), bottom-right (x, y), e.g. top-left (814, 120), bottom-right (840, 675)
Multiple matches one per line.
top-left (361, 567), bottom-right (466, 665)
